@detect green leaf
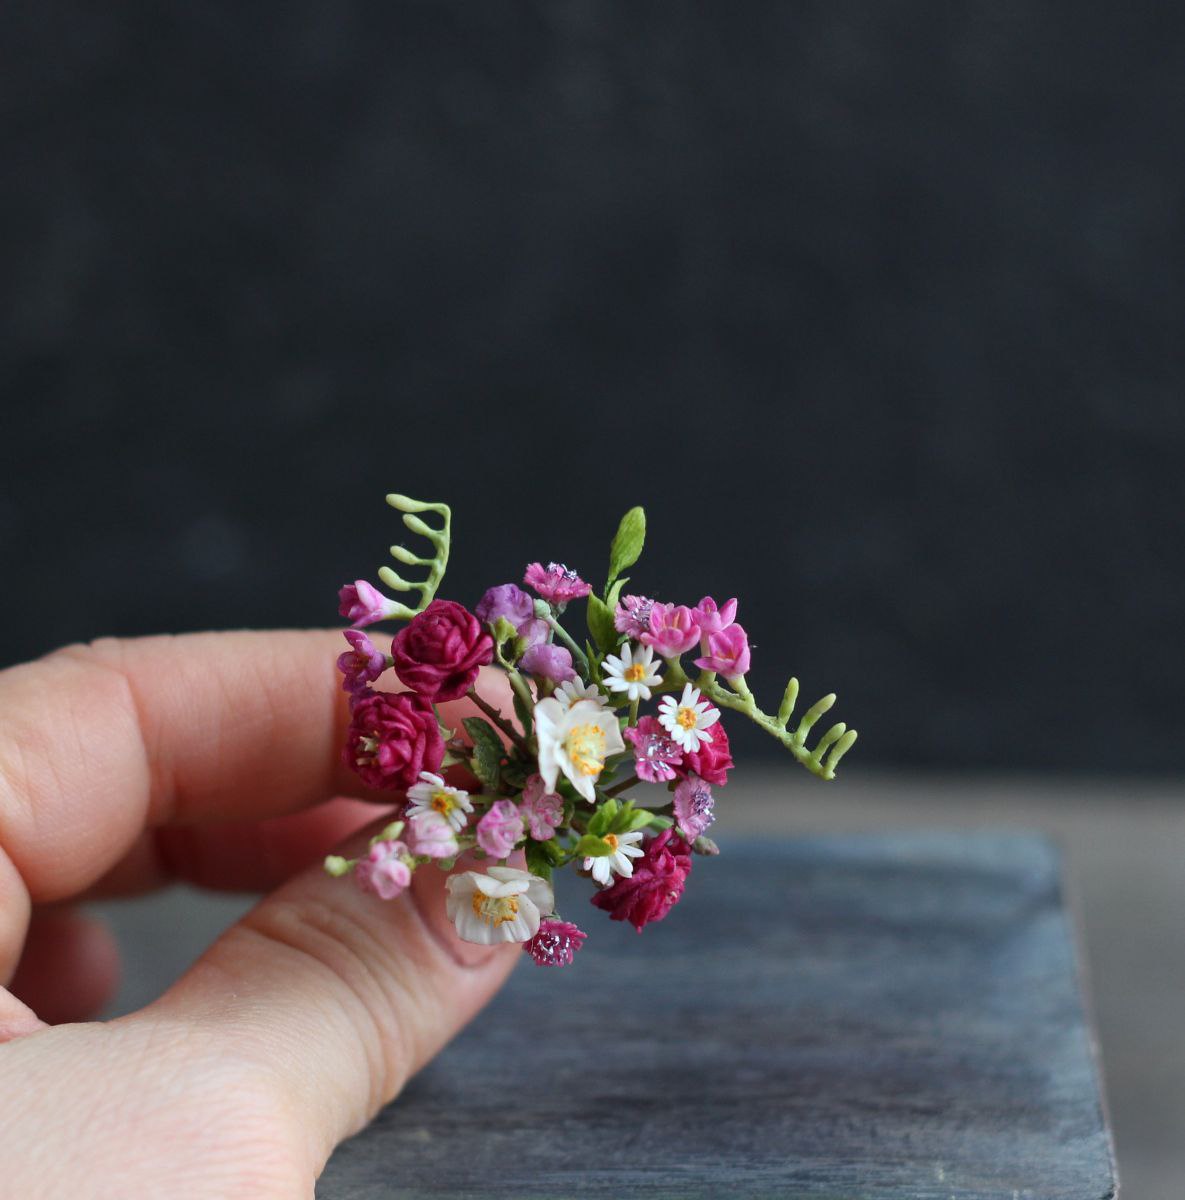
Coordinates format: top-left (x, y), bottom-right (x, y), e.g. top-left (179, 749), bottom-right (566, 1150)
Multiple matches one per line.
top-left (586, 594), bottom-right (617, 652)
top-left (525, 839), bottom-right (555, 881)
top-left (608, 506), bottom-right (646, 584)
top-left (574, 833), bottom-right (611, 857)
top-left (587, 798), bottom-right (618, 836)
top-left (462, 717), bottom-right (504, 791)
top-left (512, 687), bottom-right (535, 738)
top-left (584, 641), bottom-right (603, 686)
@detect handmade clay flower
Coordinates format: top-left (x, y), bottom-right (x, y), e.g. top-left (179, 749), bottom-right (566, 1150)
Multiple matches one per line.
top-left (523, 919), bottom-right (587, 967)
top-left (590, 828), bottom-right (692, 931)
top-left (343, 690), bottom-right (445, 790)
top-left (446, 866), bottom-right (555, 945)
top-left (409, 811), bottom-right (460, 859)
top-left (673, 773), bottom-right (715, 840)
top-left (677, 720), bottom-right (733, 786)
top-left (406, 771), bottom-right (474, 833)
top-left (354, 840), bottom-right (413, 900)
top-left (658, 683), bottom-right (721, 753)
top-left (584, 829), bottom-right (645, 886)
top-left (641, 602), bottom-right (701, 658)
top-left (694, 623), bottom-right (752, 683)
top-left (389, 599), bottom-right (494, 701)
top-left (519, 775), bottom-right (564, 840)
top-left (520, 642), bottom-right (577, 683)
top-left (475, 583), bottom-right (535, 628)
top-left (336, 629), bottom-right (389, 694)
top-left (534, 697), bottom-right (626, 803)
top-left (603, 641), bottom-right (662, 702)
top-left (523, 561), bottom-right (592, 606)
top-left (624, 716), bottom-right (683, 783)
top-left (692, 595), bottom-right (738, 636)
top-left (338, 580), bottom-right (403, 628)
top-left (476, 799), bottom-right (525, 859)
top-left (613, 594), bottom-right (656, 638)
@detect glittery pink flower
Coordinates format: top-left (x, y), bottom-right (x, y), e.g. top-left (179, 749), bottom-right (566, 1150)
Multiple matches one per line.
top-left (476, 799), bottom-right (525, 859)
top-left (523, 918), bottom-right (587, 966)
top-left (409, 810), bottom-right (460, 859)
top-left (523, 561), bottom-right (592, 605)
top-left (354, 840), bottom-right (412, 900)
top-left (614, 594), bottom-right (657, 638)
top-left (519, 775), bottom-right (564, 840)
top-left (676, 720), bottom-right (734, 787)
top-left (343, 689), bottom-right (445, 790)
top-left (336, 629), bottom-right (389, 694)
top-left (673, 773), bottom-right (715, 840)
top-left (692, 596), bottom-right (738, 636)
top-left (338, 580), bottom-right (402, 627)
top-left (694, 623), bottom-right (752, 681)
top-left (623, 716), bottom-right (684, 783)
top-left (640, 602), bottom-right (701, 658)
top-left (590, 828), bottom-right (692, 932)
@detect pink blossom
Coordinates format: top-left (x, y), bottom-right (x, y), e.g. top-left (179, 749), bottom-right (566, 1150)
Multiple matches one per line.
top-left (520, 642), bottom-right (577, 683)
top-left (673, 773), bottom-right (716, 840)
top-left (692, 596), bottom-right (738, 636)
top-left (523, 918), bottom-right (587, 966)
top-left (694, 623), bottom-right (752, 680)
top-left (640, 602), bottom-right (700, 658)
top-left (338, 580), bottom-right (402, 627)
top-left (519, 775), bottom-right (564, 840)
top-left (590, 828), bottom-right (692, 931)
top-left (676, 720), bottom-right (734, 786)
top-left (409, 811), bottom-right (460, 859)
top-left (354, 840), bottom-right (412, 900)
top-left (614, 594), bottom-right (656, 638)
top-left (623, 716), bottom-right (684, 783)
top-left (476, 799), bottom-right (524, 859)
top-left (523, 561), bottom-right (592, 606)
top-left (336, 629), bottom-right (389, 694)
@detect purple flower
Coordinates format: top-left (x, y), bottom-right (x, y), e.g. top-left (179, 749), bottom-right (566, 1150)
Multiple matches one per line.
top-left (673, 773), bottom-right (715, 840)
top-left (614, 594), bottom-right (657, 638)
top-left (694, 623), bottom-right (752, 681)
top-left (519, 774), bottom-right (564, 840)
top-left (336, 629), bottom-right (389, 694)
top-left (524, 918), bottom-right (587, 966)
top-left (475, 583), bottom-right (535, 629)
top-left (520, 642), bottom-right (577, 683)
top-left (692, 596), bottom-right (738, 636)
top-left (523, 561), bottom-right (591, 606)
top-left (354, 840), bottom-right (412, 900)
top-left (640, 602), bottom-right (701, 658)
top-left (409, 811), bottom-right (460, 859)
top-left (476, 799), bottom-right (525, 859)
top-left (338, 580), bottom-right (401, 627)
top-left (623, 716), bottom-right (684, 783)
top-left (515, 617), bottom-right (550, 651)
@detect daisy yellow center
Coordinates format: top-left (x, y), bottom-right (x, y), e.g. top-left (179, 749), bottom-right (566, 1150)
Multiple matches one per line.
top-left (676, 707), bottom-right (698, 730)
top-left (603, 833), bottom-right (619, 852)
top-left (624, 664), bottom-right (647, 682)
top-left (431, 791), bottom-right (455, 814)
top-left (565, 723), bottom-right (607, 777)
top-left (471, 891), bottom-right (520, 926)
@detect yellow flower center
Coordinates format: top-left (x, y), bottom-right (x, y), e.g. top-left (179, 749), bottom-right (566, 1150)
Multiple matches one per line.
top-left (624, 663), bottom-right (647, 682)
top-left (603, 833), bottom-right (619, 852)
top-left (471, 891), bottom-right (520, 926)
top-left (677, 707), bottom-right (698, 730)
top-left (565, 723), bottom-right (607, 777)
top-left (431, 791), bottom-right (455, 814)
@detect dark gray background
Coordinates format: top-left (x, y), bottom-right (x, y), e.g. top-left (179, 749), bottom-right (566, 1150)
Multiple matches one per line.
top-left (2, 1), bottom-right (1183, 770)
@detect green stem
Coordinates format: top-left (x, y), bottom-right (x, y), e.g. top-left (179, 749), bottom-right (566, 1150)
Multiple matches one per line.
top-left (604, 772), bottom-right (639, 798)
top-left (466, 687), bottom-right (531, 756)
top-left (545, 614), bottom-right (589, 674)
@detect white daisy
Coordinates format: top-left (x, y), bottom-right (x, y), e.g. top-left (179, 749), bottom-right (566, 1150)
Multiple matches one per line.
top-left (405, 771), bottom-right (474, 833)
top-left (554, 678), bottom-right (606, 710)
top-left (602, 641), bottom-right (663, 702)
top-left (657, 683), bottom-right (721, 752)
top-left (584, 829), bottom-right (645, 886)
top-left (534, 697), bottom-right (626, 803)
top-left (445, 866), bottom-right (554, 945)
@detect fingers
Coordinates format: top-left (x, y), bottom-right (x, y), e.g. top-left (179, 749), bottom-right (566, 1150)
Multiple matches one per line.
top-left (143, 817), bottom-right (520, 1168)
top-left (7, 908), bottom-right (121, 1024)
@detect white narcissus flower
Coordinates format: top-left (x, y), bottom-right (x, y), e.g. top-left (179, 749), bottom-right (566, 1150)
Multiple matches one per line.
top-left (445, 866), bottom-right (554, 944)
top-left (657, 683), bottom-right (721, 752)
top-left (584, 829), bottom-right (645, 886)
top-left (534, 697), bottom-right (626, 803)
top-left (602, 641), bottom-right (662, 702)
top-left (554, 678), bottom-right (606, 710)
top-left (405, 772), bottom-right (474, 833)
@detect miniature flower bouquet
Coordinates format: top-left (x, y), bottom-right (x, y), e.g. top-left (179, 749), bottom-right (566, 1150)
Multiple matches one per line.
top-left (327, 494), bottom-right (857, 967)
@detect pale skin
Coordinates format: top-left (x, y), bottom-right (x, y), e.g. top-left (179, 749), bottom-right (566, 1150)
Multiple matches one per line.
top-left (0, 631), bottom-right (519, 1198)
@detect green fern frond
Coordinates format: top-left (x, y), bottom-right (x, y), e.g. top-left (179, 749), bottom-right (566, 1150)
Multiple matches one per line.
top-left (375, 494), bottom-right (451, 620)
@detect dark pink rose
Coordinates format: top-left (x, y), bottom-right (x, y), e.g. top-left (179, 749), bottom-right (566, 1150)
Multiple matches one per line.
top-left (343, 689), bottom-right (445, 790)
top-left (590, 828), bottom-right (692, 932)
top-left (676, 719), bottom-right (733, 786)
top-left (389, 599), bottom-right (494, 702)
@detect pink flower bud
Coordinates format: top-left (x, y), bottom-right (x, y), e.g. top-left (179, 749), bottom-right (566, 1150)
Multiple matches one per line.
top-left (354, 840), bottom-right (412, 900)
top-left (476, 799), bottom-right (525, 859)
top-left (640, 603), bottom-right (700, 658)
top-left (338, 580), bottom-right (402, 627)
top-left (694, 623), bottom-right (752, 681)
top-left (410, 811), bottom-right (460, 859)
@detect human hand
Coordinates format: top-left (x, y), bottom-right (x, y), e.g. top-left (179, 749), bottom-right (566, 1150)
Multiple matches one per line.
top-left (0, 631), bottom-right (519, 1198)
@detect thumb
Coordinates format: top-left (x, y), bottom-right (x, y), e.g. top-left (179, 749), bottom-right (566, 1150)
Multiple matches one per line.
top-left (143, 815), bottom-right (519, 1168)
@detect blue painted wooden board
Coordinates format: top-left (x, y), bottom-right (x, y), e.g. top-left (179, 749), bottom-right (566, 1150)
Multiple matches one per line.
top-left (319, 832), bottom-right (1116, 1198)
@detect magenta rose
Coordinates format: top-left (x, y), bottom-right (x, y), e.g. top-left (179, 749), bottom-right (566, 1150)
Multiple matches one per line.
top-left (389, 599), bottom-right (494, 702)
top-left (343, 689), bottom-right (445, 790)
top-left (590, 828), bottom-right (692, 932)
top-left (676, 719), bottom-right (733, 786)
